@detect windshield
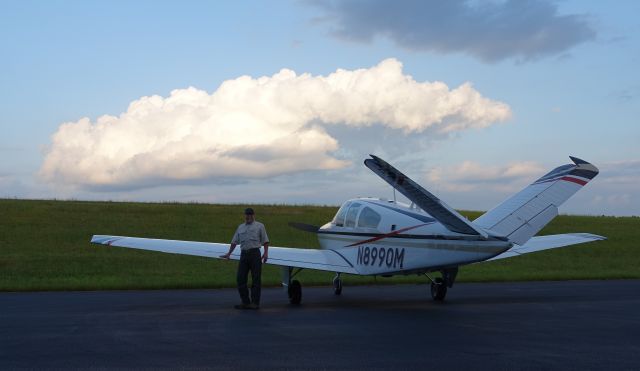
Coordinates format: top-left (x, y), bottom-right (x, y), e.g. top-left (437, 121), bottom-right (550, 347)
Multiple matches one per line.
top-left (332, 202), bottom-right (351, 227)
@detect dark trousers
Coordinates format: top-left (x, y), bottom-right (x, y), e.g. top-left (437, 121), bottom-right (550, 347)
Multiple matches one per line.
top-left (237, 249), bottom-right (262, 305)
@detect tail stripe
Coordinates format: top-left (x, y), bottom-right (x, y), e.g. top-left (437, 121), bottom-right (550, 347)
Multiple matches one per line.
top-left (561, 176), bottom-right (587, 186)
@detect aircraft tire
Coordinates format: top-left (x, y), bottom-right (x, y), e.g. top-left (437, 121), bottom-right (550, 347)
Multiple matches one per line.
top-left (288, 280), bottom-right (302, 305)
top-left (430, 277), bottom-right (447, 301)
top-left (333, 276), bottom-right (342, 295)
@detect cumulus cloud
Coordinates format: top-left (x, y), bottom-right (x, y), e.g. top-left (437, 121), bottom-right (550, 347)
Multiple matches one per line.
top-left (40, 58), bottom-right (510, 190)
top-left (309, 0), bottom-right (596, 63)
top-left (425, 160), bottom-right (545, 192)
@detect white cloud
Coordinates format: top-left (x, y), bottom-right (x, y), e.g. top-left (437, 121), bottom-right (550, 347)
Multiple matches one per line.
top-left (39, 58), bottom-right (511, 190)
top-left (425, 161), bottom-right (544, 193)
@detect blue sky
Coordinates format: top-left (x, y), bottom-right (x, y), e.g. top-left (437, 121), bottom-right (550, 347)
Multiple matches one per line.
top-left (1, 0), bottom-right (638, 215)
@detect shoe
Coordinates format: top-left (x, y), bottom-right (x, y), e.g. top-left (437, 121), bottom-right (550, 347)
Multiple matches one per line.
top-left (234, 304), bottom-right (251, 310)
top-left (247, 303), bottom-right (260, 310)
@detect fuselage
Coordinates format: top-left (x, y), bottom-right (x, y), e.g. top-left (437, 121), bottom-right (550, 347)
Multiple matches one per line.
top-left (317, 198), bottom-right (512, 275)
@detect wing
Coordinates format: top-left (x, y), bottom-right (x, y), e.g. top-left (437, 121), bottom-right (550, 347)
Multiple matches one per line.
top-left (90, 235), bottom-right (358, 274)
top-left (487, 233), bottom-right (606, 261)
top-left (364, 155), bottom-right (488, 238)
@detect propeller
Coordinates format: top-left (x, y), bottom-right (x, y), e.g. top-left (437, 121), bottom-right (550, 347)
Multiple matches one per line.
top-left (288, 222), bottom-right (320, 233)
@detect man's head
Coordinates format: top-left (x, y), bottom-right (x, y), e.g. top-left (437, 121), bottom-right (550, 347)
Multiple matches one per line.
top-left (244, 207), bottom-right (255, 224)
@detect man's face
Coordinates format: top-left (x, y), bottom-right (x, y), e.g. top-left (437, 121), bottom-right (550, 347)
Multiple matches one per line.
top-left (245, 213), bottom-right (255, 224)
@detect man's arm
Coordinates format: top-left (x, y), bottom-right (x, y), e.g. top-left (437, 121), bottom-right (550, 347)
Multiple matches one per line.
top-left (262, 242), bottom-right (269, 263)
top-left (221, 227), bottom-right (240, 259)
top-left (220, 243), bottom-right (237, 259)
top-left (260, 224), bottom-right (270, 263)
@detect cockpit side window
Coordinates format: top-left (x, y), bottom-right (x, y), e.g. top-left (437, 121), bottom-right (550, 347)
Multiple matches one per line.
top-left (344, 203), bottom-right (361, 228)
top-left (332, 202), bottom-right (351, 227)
top-left (357, 207), bottom-right (381, 229)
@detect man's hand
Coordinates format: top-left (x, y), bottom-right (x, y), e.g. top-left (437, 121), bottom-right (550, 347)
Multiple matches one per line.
top-left (262, 252), bottom-right (268, 263)
top-left (220, 252), bottom-right (231, 259)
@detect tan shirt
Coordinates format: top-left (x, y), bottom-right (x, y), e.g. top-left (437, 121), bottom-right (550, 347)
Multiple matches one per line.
top-left (232, 221), bottom-right (269, 250)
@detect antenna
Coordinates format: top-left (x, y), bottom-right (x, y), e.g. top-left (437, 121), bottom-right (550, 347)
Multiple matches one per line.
top-left (392, 187), bottom-right (396, 204)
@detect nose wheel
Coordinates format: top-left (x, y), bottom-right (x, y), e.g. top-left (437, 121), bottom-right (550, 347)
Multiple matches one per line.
top-left (333, 273), bottom-right (342, 295)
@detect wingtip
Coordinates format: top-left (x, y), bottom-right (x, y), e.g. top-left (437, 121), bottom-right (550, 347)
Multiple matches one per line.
top-left (594, 234), bottom-right (607, 241)
top-left (573, 232), bottom-right (607, 241)
top-left (569, 156), bottom-right (589, 165)
top-left (569, 156), bottom-right (599, 174)
top-left (90, 235), bottom-right (121, 245)
top-left (364, 154), bottom-right (383, 168)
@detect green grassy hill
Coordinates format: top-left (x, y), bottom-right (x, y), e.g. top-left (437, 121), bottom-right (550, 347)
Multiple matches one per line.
top-left (1, 199), bottom-right (638, 291)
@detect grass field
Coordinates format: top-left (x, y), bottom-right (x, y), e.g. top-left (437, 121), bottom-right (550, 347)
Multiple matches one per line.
top-left (1, 198), bottom-right (638, 291)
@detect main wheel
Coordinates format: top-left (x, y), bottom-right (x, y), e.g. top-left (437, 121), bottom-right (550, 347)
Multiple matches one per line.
top-left (333, 276), bottom-right (342, 295)
top-left (430, 277), bottom-right (447, 301)
top-left (288, 280), bottom-right (302, 305)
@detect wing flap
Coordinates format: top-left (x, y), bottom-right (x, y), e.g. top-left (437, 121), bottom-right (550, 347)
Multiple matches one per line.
top-left (487, 233), bottom-right (606, 261)
top-left (90, 235), bottom-right (358, 274)
top-left (364, 155), bottom-right (488, 238)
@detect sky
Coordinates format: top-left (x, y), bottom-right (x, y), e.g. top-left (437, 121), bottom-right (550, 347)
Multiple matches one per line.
top-left (1, 0), bottom-right (639, 216)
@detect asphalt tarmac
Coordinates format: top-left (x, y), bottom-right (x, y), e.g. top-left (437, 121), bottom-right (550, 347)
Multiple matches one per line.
top-left (1, 280), bottom-right (639, 370)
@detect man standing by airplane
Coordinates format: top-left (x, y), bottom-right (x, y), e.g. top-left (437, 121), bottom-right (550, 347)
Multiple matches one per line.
top-left (221, 208), bottom-right (269, 310)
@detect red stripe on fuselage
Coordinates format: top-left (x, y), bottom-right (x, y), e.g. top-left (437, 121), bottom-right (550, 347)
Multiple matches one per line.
top-left (345, 223), bottom-right (431, 247)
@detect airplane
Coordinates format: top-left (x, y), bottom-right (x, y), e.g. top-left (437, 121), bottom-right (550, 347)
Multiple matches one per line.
top-left (91, 155), bottom-right (605, 303)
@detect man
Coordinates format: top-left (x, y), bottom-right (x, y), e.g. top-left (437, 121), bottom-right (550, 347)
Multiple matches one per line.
top-left (220, 207), bottom-right (269, 310)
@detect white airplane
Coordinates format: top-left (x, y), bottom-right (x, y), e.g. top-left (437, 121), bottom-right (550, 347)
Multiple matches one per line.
top-left (91, 155), bottom-right (605, 303)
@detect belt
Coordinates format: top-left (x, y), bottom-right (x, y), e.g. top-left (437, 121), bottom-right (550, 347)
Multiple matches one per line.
top-left (241, 248), bottom-right (260, 253)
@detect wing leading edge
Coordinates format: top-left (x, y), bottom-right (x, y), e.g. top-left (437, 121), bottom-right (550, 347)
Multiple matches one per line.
top-left (90, 235), bottom-right (358, 274)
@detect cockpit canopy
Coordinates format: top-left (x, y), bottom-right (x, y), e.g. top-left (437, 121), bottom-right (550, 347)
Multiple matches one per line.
top-left (332, 201), bottom-right (382, 230)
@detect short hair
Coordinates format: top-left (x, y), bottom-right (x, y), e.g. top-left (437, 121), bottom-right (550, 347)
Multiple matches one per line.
top-left (244, 207), bottom-right (255, 215)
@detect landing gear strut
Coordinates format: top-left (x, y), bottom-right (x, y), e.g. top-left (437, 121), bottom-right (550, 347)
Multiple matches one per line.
top-left (426, 267), bottom-right (458, 302)
top-left (333, 273), bottom-right (342, 295)
top-left (282, 266), bottom-right (303, 305)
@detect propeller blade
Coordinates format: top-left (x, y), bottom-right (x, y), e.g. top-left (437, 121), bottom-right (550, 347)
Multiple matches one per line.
top-left (288, 222), bottom-right (320, 233)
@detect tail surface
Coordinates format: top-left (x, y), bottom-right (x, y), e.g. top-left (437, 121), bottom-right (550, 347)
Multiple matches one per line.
top-left (473, 156), bottom-right (599, 245)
